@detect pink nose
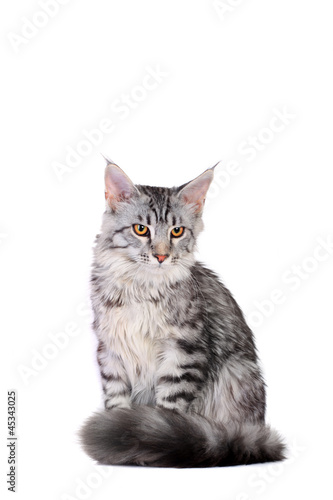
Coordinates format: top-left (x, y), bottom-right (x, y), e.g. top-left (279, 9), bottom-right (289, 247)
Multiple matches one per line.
top-left (154, 254), bottom-right (169, 263)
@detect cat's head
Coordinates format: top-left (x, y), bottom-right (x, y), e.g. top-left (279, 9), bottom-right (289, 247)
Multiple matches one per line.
top-left (96, 160), bottom-right (214, 281)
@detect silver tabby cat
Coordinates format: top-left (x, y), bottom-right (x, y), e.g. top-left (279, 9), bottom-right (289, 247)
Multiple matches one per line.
top-left (80, 160), bottom-right (285, 467)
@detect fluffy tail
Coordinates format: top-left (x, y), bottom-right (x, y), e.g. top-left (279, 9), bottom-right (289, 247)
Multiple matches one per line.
top-left (80, 406), bottom-right (285, 468)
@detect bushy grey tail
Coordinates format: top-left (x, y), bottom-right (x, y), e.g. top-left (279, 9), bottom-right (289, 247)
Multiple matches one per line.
top-left (80, 406), bottom-right (285, 468)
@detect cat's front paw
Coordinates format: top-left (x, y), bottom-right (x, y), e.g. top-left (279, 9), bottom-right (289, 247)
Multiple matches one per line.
top-left (156, 399), bottom-right (189, 413)
top-left (105, 398), bottom-right (131, 410)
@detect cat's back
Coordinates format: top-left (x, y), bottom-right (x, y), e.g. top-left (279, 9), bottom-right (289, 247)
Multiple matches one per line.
top-left (189, 261), bottom-right (257, 358)
top-left (190, 261), bottom-right (240, 316)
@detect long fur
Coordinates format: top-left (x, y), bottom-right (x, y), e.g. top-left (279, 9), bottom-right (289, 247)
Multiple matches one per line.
top-left (80, 406), bottom-right (285, 468)
top-left (80, 163), bottom-right (286, 468)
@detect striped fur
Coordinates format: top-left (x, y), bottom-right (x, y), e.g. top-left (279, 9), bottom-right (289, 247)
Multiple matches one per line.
top-left (80, 162), bottom-right (285, 467)
top-left (81, 406), bottom-right (285, 467)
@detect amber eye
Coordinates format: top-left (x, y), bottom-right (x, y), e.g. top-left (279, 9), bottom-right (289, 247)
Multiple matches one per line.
top-left (171, 226), bottom-right (185, 238)
top-left (133, 224), bottom-right (149, 236)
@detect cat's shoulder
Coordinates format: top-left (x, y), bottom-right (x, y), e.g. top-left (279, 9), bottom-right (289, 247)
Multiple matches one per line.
top-left (190, 261), bottom-right (236, 303)
top-left (190, 261), bottom-right (222, 284)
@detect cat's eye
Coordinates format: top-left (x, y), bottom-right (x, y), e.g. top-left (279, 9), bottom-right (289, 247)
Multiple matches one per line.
top-left (171, 227), bottom-right (185, 238)
top-left (133, 224), bottom-right (150, 236)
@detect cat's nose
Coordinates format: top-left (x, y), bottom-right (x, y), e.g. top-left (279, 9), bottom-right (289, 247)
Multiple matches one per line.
top-left (154, 254), bottom-right (169, 264)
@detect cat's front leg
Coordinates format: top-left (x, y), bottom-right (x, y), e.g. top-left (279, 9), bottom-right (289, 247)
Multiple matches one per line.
top-left (155, 341), bottom-right (204, 413)
top-left (97, 341), bottom-right (131, 410)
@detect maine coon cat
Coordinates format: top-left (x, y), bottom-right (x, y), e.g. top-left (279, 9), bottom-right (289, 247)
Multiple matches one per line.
top-left (80, 160), bottom-right (285, 467)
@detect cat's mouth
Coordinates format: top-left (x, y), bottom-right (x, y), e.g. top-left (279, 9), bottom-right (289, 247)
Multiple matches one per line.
top-left (138, 253), bottom-right (179, 267)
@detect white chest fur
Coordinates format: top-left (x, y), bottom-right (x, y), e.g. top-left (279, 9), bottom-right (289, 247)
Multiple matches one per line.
top-left (100, 300), bottom-right (170, 404)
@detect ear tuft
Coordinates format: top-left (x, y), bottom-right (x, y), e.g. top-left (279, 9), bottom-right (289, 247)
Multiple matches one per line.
top-left (178, 168), bottom-right (214, 213)
top-left (104, 162), bottom-right (136, 209)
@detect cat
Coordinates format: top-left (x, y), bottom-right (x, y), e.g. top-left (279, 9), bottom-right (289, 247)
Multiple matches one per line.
top-left (80, 159), bottom-right (285, 467)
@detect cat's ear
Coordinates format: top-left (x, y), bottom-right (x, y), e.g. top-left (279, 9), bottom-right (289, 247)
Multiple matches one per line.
top-left (178, 167), bottom-right (215, 213)
top-left (104, 161), bottom-right (137, 209)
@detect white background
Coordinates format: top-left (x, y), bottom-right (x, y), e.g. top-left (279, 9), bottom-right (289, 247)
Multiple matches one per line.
top-left (1, 1), bottom-right (333, 499)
